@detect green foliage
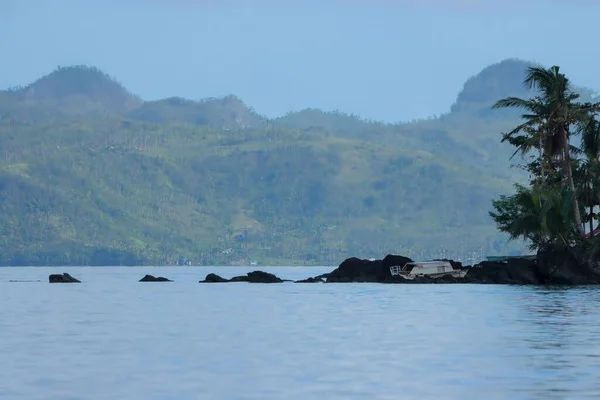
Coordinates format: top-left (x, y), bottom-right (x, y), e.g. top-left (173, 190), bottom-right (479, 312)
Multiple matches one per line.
top-left (490, 64), bottom-right (600, 250)
top-left (490, 184), bottom-right (578, 250)
top-left (2, 61), bottom-right (589, 266)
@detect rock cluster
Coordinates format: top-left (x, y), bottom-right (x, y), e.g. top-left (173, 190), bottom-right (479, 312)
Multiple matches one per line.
top-left (200, 270), bottom-right (285, 283)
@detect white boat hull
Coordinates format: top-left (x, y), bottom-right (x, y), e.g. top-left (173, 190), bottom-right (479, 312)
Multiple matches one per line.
top-left (399, 269), bottom-right (467, 280)
top-left (390, 261), bottom-right (468, 280)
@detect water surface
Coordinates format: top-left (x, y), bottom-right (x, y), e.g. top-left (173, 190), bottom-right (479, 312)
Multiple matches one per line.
top-left (1, 266), bottom-right (600, 399)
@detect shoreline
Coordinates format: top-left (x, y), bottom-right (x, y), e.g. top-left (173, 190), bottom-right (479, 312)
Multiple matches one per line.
top-left (21, 244), bottom-right (600, 286)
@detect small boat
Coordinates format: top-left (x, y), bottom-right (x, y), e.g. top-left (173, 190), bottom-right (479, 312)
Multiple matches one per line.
top-left (389, 260), bottom-right (467, 280)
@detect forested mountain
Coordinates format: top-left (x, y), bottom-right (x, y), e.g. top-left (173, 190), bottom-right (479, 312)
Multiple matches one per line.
top-left (1, 58), bottom-right (594, 266)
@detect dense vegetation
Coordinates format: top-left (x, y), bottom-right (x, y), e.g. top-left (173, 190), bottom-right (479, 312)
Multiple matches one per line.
top-left (489, 65), bottom-right (600, 252)
top-left (1, 59), bottom-right (596, 266)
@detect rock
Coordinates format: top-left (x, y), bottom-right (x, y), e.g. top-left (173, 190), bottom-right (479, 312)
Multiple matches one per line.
top-left (200, 270), bottom-right (285, 283)
top-left (382, 254), bottom-right (413, 269)
top-left (49, 273), bottom-right (81, 283)
top-left (466, 261), bottom-right (520, 284)
top-left (295, 276), bottom-right (325, 283)
top-left (536, 244), bottom-right (600, 285)
top-left (433, 274), bottom-right (458, 284)
top-left (246, 271), bottom-right (283, 283)
top-left (139, 274), bottom-right (172, 282)
top-left (229, 275), bottom-right (250, 282)
top-left (200, 273), bottom-right (228, 283)
top-left (384, 274), bottom-right (435, 284)
top-left (315, 273), bottom-right (330, 280)
top-left (327, 254), bottom-right (412, 283)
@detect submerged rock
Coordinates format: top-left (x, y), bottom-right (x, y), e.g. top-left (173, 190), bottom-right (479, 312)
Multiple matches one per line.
top-left (139, 274), bottom-right (172, 282)
top-left (49, 273), bottom-right (81, 283)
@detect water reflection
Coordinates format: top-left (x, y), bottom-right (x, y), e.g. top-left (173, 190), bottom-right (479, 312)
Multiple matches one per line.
top-left (511, 286), bottom-right (600, 396)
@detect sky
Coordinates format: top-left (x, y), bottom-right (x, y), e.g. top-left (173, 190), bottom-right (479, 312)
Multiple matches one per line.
top-left (1, 0), bottom-right (600, 122)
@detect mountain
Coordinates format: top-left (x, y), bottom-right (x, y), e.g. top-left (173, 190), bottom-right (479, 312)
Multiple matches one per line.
top-left (2, 66), bottom-right (141, 119)
top-left (0, 59), bottom-right (592, 266)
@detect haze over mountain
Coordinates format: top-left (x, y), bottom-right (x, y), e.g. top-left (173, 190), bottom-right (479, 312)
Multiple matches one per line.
top-left (1, 58), bottom-right (596, 266)
top-left (2, 0), bottom-right (600, 122)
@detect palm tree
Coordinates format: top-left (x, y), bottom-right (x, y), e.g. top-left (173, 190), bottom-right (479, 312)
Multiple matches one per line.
top-left (493, 95), bottom-right (552, 182)
top-left (493, 65), bottom-right (600, 237)
top-left (576, 115), bottom-right (600, 236)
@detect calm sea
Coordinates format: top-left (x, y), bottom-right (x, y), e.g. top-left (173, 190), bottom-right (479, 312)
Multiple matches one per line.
top-left (1, 266), bottom-right (600, 399)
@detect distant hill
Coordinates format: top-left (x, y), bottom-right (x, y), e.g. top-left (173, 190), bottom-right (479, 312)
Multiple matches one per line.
top-left (3, 65), bottom-right (142, 117)
top-left (450, 58), bottom-right (535, 115)
top-left (0, 60), bottom-right (596, 266)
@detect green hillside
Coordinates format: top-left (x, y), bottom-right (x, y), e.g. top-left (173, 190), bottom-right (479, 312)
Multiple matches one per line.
top-left (1, 59), bottom-right (590, 266)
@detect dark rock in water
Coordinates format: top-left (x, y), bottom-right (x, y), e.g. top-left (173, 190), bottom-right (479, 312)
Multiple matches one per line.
top-left (200, 273), bottom-right (228, 283)
top-left (296, 276), bottom-right (325, 283)
top-left (229, 275), bottom-right (250, 282)
top-left (200, 270), bottom-right (285, 283)
top-left (327, 254), bottom-right (412, 283)
top-left (139, 274), bottom-right (172, 282)
top-left (246, 271), bottom-right (283, 283)
top-left (49, 273), bottom-right (81, 283)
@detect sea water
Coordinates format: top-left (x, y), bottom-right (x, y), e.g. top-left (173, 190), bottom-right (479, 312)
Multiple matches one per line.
top-left (1, 266), bottom-right (600, 399)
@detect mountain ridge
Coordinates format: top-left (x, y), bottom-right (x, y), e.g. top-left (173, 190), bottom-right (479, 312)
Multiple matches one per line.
top-left (0, 58), bottom-right (594, 266)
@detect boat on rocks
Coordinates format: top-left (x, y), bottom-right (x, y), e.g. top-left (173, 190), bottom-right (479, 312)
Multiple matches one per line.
top-left (390, 260), bottom-right (468, 280)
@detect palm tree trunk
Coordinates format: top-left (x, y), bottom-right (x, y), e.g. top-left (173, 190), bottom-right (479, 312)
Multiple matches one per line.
top-left (561, 125), bottom-right (584, 236)
top-left (590, 205), bottom-right (594, 237)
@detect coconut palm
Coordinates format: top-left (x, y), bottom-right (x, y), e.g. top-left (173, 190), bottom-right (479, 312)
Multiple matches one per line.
top-left (493, 65), bottom-right (600, 236)
top-left (575, 115), bottom-right (600, 236)
top-left (493, 96), bottom-right (552, 175)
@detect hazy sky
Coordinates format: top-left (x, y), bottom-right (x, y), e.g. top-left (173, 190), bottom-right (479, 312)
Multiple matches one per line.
top-left (1, 0), bottom-right (599, 122)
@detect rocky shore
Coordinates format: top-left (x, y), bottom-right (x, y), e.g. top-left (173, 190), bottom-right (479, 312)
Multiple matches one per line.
top-left (201, 244), bottom-right (600, 285)
top-left (43, 244), bottom-right (600, 285)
